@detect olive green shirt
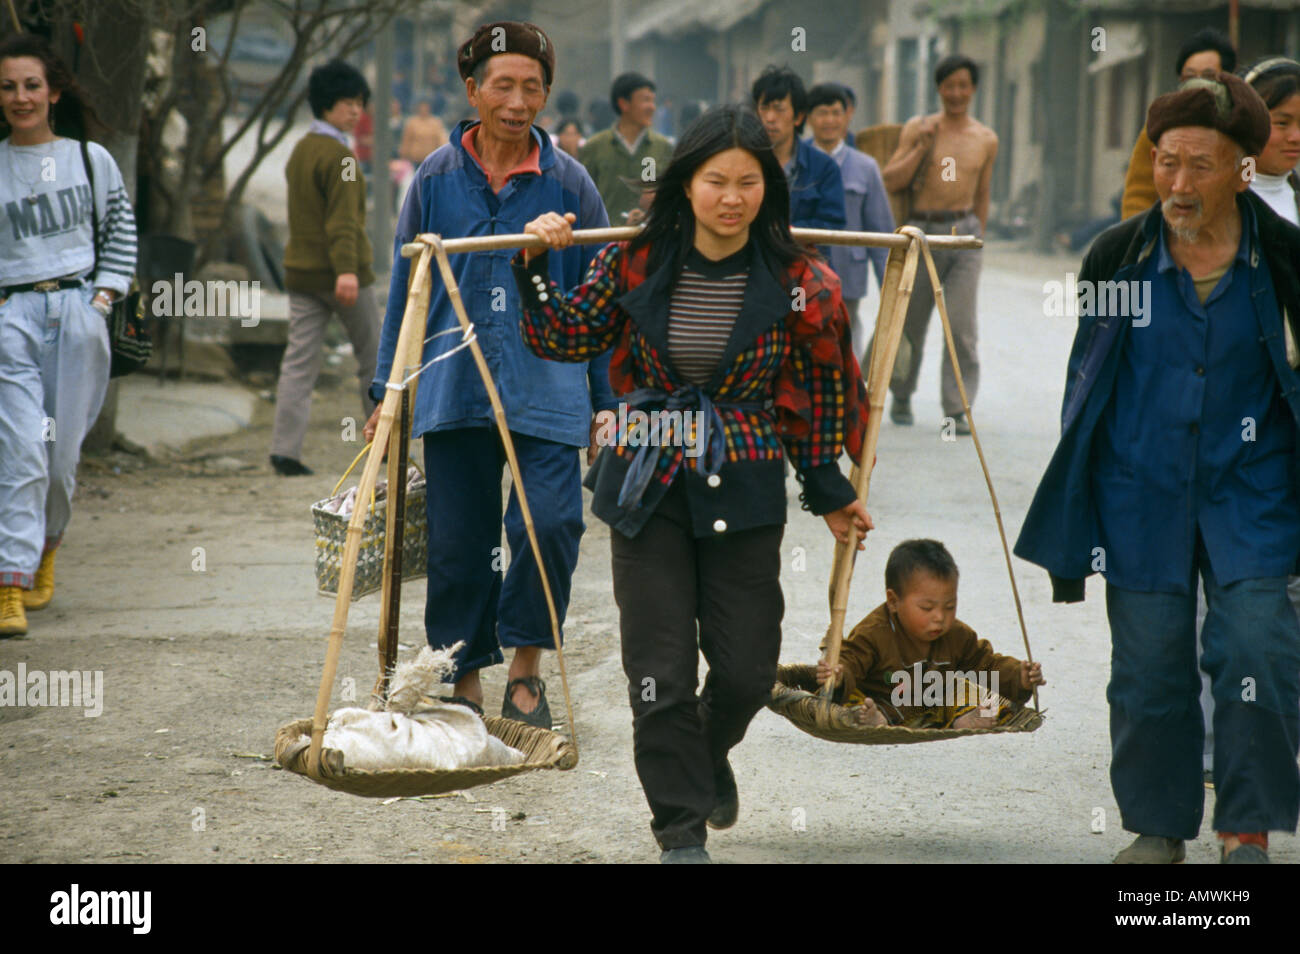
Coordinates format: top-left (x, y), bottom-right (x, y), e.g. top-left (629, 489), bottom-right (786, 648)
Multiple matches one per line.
top-left (283, 132), bottom-right (374, 293)
top-left (578, 125), bottom-right (675, 225)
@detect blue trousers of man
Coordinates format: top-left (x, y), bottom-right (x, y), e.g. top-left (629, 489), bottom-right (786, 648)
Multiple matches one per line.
top-left (1106, 536), bottom-right (1300, 839)
top-left (421, 427), bottom-right (584, 682)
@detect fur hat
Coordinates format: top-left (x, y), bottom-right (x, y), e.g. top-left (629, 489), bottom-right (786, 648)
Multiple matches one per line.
top-left (1147, 70), bottom-right (1271, 157)
top-left (457, 21), bottom-right (555, 88)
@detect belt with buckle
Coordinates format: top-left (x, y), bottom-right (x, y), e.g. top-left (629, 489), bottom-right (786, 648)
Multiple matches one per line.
top-left (1, 277), bottom-right (85, 297)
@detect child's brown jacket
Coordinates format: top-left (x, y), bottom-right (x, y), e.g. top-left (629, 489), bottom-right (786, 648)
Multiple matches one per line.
top-left (829, 602), bottom-right (1033, 725)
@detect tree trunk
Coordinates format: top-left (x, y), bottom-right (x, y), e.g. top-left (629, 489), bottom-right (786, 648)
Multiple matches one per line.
top-left (70, 1), bottom-right (152, 452)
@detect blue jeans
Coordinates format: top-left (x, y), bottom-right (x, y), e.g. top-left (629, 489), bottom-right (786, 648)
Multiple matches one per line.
top-left (421, 427), bottom-right (584, 682)
top-left (0, 285), bottom-right (110, 587)
top-left (1106, 537), bottom-right (1300, 839)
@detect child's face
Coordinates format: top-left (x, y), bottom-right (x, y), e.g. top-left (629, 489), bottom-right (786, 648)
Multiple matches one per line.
top-left (886, 571), bottom-right (958, 644)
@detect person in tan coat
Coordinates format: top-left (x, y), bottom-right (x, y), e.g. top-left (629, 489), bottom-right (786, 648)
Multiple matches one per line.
top-left (819, 539), bottom-right (1044, 727)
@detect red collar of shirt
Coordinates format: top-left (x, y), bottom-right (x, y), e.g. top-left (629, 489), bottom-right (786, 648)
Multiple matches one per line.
top-left (461, 124), bottom-right (541, 186)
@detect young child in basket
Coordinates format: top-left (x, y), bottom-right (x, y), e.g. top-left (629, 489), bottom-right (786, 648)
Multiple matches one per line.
top-left (817, 539), bottom-right (1045, 728)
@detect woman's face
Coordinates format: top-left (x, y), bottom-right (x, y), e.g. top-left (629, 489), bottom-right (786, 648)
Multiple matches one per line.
top-left (0, 56), bottom-right (59, 135)
top-left (683, 147), bottom-right (765, 244)
top-left (1259, 92), bottom-right (1300, 177)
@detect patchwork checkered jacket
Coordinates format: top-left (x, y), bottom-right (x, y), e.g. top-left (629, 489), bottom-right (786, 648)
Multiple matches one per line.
top-left (512, 239), bottom-right (868, 539)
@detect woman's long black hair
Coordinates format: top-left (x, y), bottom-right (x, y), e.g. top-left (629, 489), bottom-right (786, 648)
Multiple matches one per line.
top-left (628, 103), bottom-right (810, 281)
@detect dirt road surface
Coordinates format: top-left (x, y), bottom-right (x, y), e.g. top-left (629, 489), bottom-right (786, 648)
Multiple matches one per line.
top-left (2, 252), bottom-right (1295, 864)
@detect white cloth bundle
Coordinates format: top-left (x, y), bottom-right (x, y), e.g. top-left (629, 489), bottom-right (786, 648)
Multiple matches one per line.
top-left (314, 642), bottom-right (525, 772)
top-left (321, 705), bottom-right (524, 772)
top-left (320, 466), bottom-right (425, 517)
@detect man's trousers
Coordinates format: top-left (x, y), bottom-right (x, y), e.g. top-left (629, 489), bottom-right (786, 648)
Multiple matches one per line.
top-left (420, 427), bottom-right (584, 682)
top-left (1106, 539), bottom-right (1300, 838)
top-left (270, 286), bottom-right (380, 461)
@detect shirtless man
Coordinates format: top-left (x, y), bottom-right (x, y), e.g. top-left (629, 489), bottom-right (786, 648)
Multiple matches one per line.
top-left (399, 100), bottom-right (449, 164)
top-left (882, 54), bottom-right (997, 435)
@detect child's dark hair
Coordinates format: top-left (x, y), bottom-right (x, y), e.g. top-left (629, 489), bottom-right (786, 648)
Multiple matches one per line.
top-left (885, 539), bottom-right (959, 594)
top-left (308, 59), bottom-right (370, 118)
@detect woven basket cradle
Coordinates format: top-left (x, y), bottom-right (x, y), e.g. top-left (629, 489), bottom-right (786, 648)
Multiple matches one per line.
top-left (768, 664), bottom-right (1044, 745)
top-left (312, 478), bottom-right (428, 600)
top-left (275, 712), bottom-right (578, 797)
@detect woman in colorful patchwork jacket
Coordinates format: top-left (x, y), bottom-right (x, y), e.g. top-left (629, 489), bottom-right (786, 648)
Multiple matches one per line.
top-left (512, 104), bottom-right (872, 863)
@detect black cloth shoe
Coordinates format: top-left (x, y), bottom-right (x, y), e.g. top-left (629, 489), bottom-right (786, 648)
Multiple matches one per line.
top-left (270, 455), bottom-right (314, 476)
top-left (890, 397), bottom-right (914, 426)
top-left (707, 760), bottom-right (739, 830)
top-left (660, 846), bottom-right (712, 864)
top-left (501, 676), bottom-right (552, 728)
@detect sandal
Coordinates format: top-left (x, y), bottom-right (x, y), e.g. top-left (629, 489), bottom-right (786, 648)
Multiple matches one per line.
top-left (438, 695), bottom-right (484, 717)
top-left (501, 676), bottom-right (552, 728)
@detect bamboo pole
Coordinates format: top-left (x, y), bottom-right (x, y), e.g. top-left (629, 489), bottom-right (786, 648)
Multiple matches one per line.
top-left (821, 238), bottom-right (922, 696)
top-left (426, 236), bottom-right (579, 751)
top-left (307, 245), bottom-right (436, 777)
top-left (909, 227), bottom-right (1040, 711)
top-left (400, 227), bottom-right (982, 258)
top-left (373, 388), bottom-right (410, 704)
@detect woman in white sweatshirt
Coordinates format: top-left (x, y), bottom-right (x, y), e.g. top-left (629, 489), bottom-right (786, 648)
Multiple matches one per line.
top-left (0, 34), bottom-right (137, 637)
top-left (1244, 57), bottom-right (1300, 225)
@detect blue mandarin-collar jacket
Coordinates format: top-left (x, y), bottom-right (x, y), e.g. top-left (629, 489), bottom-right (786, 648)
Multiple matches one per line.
top-left (1014, 192), bottom-right (1300, 601)
top-left (787, 136), bottom-right (847, 259)
top-left (823, 140), bottom-right (893, 300)
top-left (371, 120), bottom-right (615, 445)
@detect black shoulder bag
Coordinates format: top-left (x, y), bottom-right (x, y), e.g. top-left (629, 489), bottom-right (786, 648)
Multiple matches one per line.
top-left (78, 138), bottom-right (149, 378)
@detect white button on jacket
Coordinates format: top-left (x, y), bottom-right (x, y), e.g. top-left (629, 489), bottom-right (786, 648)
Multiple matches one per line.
top-left (712, 519), bottom-right (727, 533)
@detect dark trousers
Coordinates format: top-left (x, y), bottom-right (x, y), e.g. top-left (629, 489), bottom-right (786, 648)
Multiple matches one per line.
top-left (1106, 536), bottom-right (1300, 839)
top-left (611, 477), bottom-right (784, 849)
top-left (421, 427), bottom-right (584, 682)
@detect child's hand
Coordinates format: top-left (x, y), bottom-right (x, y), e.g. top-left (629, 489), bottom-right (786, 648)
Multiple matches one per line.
top-left (952, 710), bottom-right (997, 729)
top-left (1021, 660), bottom-right (1045, 688)
top-left (522, 211), bottom-right (577, 264)
top-left (824, 499), bottom-right (873, 550)
top-left (815, 659), bottom-right (843, 688)
top-left (851, 698), bottom-right (889, 727)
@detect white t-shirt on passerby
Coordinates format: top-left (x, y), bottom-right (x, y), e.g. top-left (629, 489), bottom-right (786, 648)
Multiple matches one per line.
top-left (1251, 170), bottom-right (1300, 227)
top-left (0, 137), bottom-right (136, 295)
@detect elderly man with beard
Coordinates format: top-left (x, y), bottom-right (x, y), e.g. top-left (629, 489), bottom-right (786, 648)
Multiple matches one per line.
top-left (1015, 72), bottom-right (1300, 863)
top-left (363, 21), bottom-right (613, 727)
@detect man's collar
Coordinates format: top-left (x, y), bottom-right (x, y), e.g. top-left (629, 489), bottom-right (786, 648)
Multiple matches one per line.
top-left (459, 121), bottom-right (543, 181)
top-left (812, 138), bottom-right (845, 158)
top-left (308, 118), bottom-right (350, 147)
top-left (613, 123), bottom-right (649, 154)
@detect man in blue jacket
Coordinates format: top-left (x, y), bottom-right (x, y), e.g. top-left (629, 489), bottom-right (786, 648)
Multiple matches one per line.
top-left (1015, 73), bottom-right (1300, 863)
top-left (807, 82), bottom-right (894, 359)
top-left (751, 66), bottom-right (846, 260)
top-left (363, 21), bottom-right (614, 727)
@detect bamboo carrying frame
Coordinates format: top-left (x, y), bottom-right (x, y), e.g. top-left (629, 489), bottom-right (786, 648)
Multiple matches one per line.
top-left (771, 226), bottom-right (1042, 743)
top-left (282, 223), bottom-right (1036, 799)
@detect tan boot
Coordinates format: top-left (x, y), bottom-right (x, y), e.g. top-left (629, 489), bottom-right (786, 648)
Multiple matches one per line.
top-left (22, 548), bottom-right (55, 611)
top-left (0, 586), bottom-right (28, 637)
